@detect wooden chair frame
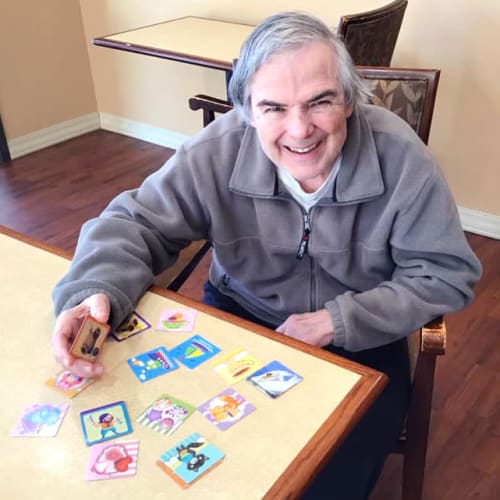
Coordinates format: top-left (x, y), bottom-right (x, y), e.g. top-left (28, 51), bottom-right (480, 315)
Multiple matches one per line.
top-left (337, 0), bottom-right (408, 66)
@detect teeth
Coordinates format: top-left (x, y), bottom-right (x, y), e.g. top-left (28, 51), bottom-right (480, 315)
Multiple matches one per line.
top-left (287, 143), bottom-right (318, 153)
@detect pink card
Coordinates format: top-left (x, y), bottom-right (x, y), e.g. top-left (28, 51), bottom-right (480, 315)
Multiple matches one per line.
top-left (156, 308), bottom-right (197, 332)
top-left (10, 403), bottom-right (69, 437)
top-left (45, 369), bottom-right (95, 398)
top-left (85, 439), bottom-right (139, 480)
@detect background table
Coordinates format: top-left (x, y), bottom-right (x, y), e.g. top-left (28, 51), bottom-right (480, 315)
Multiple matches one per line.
top-left (93, 17), bottom-right (254, 94)
top-left (0, 227), bottom-right (386, 499)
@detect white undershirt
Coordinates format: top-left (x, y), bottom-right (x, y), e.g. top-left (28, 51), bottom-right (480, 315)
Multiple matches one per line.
top-left (277, 153), bottom-right (342, 212)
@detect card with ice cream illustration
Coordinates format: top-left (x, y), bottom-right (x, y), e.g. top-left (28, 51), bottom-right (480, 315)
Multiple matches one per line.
top-left (157, 308), bottom-right (197, 332)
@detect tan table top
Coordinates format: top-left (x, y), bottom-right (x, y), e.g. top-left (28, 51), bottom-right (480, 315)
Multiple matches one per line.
top-left (0, 227), bottom-right (386, 499)
top-left (93, 17), bottom-right (255, 71)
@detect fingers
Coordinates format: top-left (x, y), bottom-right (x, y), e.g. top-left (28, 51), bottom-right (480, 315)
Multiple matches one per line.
top-left (82, 293), bottom-right (110, 324)
top-left (274, 311), bottom-right (334, 347)
top-left (51, 293), bottom-right (110, 378)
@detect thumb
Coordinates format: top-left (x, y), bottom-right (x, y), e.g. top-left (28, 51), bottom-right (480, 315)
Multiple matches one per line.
top-left (83, 293), bottom-right (111, 324)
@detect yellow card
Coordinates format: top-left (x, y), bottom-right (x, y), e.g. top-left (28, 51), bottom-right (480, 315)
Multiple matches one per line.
top-left (210, 348), bottom-right (263, 384)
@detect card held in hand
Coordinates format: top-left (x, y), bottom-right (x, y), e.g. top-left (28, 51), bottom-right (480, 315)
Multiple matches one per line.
top-left (156, 432), bottom-right (224, 488)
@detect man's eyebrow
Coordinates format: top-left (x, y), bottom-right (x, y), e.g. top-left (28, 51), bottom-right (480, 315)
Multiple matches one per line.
top-left (307, 90), bottom-right (339, 103)
top-left (255, 90), bottom-right (340, 108)
top-left (255, 99), bottom-right (286, 108)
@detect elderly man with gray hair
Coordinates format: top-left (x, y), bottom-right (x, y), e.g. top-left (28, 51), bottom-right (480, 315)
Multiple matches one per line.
top-left (51, 11), bottom-right (481, 498)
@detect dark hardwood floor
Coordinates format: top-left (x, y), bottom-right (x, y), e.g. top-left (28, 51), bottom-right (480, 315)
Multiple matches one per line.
top-left (1, 130), bottom-right (498, 499)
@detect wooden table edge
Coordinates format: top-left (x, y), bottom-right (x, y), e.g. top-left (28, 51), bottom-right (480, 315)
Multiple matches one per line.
top-left (92, 16), bottom-right (255, 72)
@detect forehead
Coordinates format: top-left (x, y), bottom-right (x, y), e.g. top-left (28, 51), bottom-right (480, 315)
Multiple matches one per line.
top-left (249, 41), bottom-right (341, 100)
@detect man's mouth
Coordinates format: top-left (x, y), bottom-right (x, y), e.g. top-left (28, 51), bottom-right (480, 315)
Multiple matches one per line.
top-left (285, 141), bottom-right (320, 154)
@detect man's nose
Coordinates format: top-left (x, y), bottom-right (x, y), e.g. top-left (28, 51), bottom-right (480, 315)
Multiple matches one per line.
top-left (286, 108), bottom-right (314, 138)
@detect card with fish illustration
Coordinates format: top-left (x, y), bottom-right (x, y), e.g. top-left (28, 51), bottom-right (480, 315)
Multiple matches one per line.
top-left (10, 402), bottom-right (69, 437)
top-left (80, 400), bottom-right (133, 446)
top-left (136, 393), bottom-right (195, 436)
top-left (247, 360), bottom-right (303, 398)
top-left (169, 335), bottom-right (221, 369)
top-left (85, 439), bottom-right (139, 480)
top-left (156, 432), bottom-right (224, 488)
top-left (157, 308), bottom-right (197, 332)
top-left (197, 388), bottom-right (256, 431)
top-left (45, 369), bottom-right (95, 398)
top-left (210, 347), bottom-right (263, 384)
top-left (112, 311), bottom-right (151, 341)
top-left (127, 346), bottom-right (178, 382)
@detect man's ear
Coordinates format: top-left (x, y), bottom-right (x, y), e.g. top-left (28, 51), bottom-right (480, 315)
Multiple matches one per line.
top-left (345, 103), bottom-right (354, 118)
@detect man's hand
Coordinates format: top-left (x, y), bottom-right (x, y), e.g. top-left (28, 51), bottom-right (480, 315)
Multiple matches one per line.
top-left (51, 293), bottom-right (110, 378)
top-left (276, 309), bottom-right (334, 347)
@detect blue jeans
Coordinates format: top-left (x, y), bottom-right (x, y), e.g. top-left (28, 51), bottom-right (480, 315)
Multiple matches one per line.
top-left (203, 281), bottom-right (410, 499)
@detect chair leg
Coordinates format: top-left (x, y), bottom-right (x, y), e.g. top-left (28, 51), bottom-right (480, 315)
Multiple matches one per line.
top-left (401, 352), bottom-right (437, 500)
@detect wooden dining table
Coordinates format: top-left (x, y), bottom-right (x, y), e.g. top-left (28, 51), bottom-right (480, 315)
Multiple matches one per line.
top-left (0, 225), bottom-right (387, 499)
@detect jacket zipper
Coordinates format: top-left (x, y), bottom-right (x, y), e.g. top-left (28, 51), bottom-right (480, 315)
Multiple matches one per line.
top-left (296, 211), bottom-right (311, 259)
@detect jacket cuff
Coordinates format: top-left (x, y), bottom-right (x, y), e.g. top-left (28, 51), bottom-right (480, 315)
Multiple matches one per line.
top-left (52, 282), bottom-right (134, 331)
top-left (325, 299), bottom-right (346, 348)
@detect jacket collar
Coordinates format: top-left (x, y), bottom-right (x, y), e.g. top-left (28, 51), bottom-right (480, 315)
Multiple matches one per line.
top-left (229, 105), bottom-right (384, 203)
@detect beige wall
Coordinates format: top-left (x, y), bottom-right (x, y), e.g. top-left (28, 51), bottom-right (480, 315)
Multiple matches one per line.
top-left (1, 0), bottom-right (499, 217)
top-left (0, 0), bottom-right (97, 137)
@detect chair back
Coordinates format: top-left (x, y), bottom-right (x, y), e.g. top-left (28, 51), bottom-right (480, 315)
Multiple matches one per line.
top-left (357, 66), bottom-right (440, 144)
top-left (337, 0), bottom-right (408, 66)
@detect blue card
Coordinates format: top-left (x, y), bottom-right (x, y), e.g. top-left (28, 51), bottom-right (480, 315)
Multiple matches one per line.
top-left (127, 346), bottom-right (178, 382)
top-left (80, 400), bottom-right (133, 446)
top-left (247, 360), bottom-right (303, 398)
top-left (169, 335), bottom-right (221, 369)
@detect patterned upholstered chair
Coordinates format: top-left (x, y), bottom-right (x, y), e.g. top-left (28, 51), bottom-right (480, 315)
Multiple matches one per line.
top-left (186, 66), bottom-right (444, 500)
top-left (337, 0), bottom-right (408, 66)
top-left (357, 66), bottom-right (440, 144)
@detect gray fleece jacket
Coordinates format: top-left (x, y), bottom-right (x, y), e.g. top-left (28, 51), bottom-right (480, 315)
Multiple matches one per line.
top-left (52, 105), bottom-right (481, 351)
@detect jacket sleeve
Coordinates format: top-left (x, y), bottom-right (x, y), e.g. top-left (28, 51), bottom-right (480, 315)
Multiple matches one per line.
top-left (51, 146), bottom-right (210, 329)
top-left (326, 167), bottom-right (482, 351)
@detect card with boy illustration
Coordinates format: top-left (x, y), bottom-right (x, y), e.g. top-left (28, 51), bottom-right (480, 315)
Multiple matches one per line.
top-left (80, 401), bottom-right (133, 446)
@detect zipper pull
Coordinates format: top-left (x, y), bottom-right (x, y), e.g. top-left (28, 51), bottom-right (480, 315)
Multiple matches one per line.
top-left (296, 212), bottom-right (311, 260)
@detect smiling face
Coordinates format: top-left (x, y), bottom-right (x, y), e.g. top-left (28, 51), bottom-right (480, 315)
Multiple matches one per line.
top-left (249, 41), bottom-right (353, 193)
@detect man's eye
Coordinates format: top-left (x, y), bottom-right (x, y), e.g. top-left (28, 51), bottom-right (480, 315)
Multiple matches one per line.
top-left (264, 106), bottom-right (284, 113)
top-left (310, 99), bottom-right (333, 109)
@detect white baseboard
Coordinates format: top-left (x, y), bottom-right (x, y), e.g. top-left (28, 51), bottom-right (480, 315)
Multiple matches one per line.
top-left (8, 113), bottom-right (100, 159)
top-left (458, 207), bottom-right (500, 240)
top-left (99, 112), bottom-right (189, 150)
top-left (6, 113), bottom-right (499, 240)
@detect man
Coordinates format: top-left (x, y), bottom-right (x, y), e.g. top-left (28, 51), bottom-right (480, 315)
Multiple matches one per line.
top-left (51, 11), bottom-right (481, 499)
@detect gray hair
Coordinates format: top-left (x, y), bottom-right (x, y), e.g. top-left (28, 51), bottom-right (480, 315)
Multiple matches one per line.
top-left (228, 11), bottom-right (370, 122)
